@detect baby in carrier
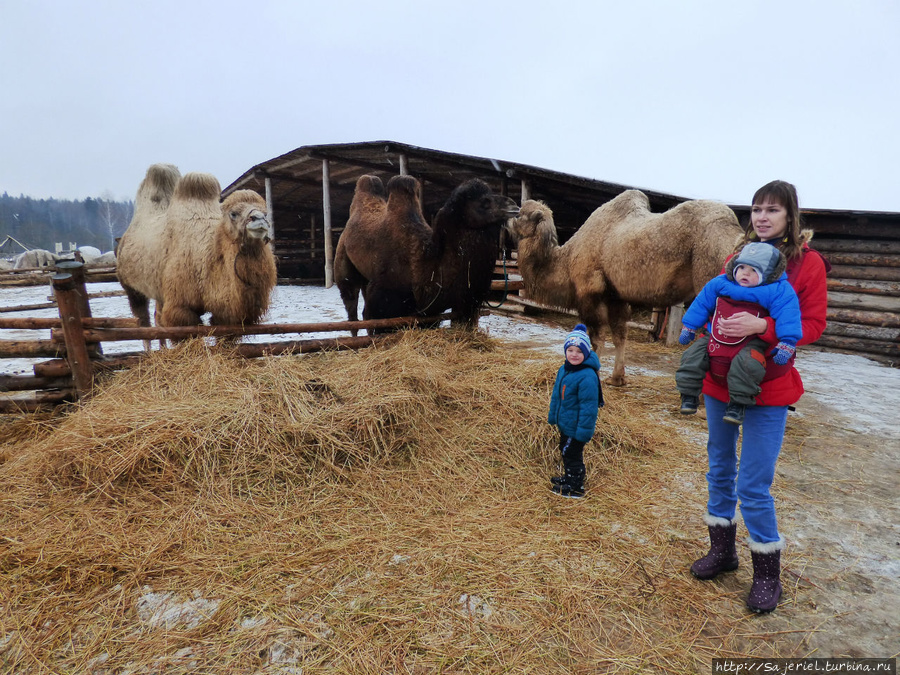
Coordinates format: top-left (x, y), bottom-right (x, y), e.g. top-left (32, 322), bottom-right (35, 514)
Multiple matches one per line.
top-left (675, 242), bottom-right (802, 425)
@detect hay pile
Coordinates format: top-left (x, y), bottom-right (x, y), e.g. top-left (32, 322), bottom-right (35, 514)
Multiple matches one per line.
top-left (0, 330), bottom-right (817, 673)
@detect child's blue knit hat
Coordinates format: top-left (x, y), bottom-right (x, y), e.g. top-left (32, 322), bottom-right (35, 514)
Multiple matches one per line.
top-left (563, 323), bottom-right (592, 358)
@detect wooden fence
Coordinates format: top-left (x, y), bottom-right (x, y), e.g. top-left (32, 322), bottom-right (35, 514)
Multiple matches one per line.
top-left (0, 262), bottom-right (117, 287)
top-left (0, 262), bottom-right (452, 413)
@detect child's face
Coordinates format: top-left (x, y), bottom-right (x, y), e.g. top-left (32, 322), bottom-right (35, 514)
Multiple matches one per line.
top-left (734, 264), bottom-right (761, 287)
top-left (565, 345), bottom-right (585, 365)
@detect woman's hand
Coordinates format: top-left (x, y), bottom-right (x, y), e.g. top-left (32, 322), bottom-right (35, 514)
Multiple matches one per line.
top-left (716, 312), bottom-right (768, 339)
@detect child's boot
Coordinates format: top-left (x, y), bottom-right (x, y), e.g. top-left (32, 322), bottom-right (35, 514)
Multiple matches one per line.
top-left (690, 518), bottom-right (739, 580)
top-left (723, 402), bottom-right (745, 425)
top-left (551, 467), bottom-right (585, 498)
top-left (680, 394), bottom-right (699, 414)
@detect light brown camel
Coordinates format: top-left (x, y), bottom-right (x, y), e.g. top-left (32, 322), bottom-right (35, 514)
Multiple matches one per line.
top-left (333, 175), bottom-right (518, 333)
top-left (510, 190), bottom-right (742, 385)
top-left (117, 165), bottom-right (277, 349)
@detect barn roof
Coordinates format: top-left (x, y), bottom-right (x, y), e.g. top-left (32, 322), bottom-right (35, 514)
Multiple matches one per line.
top-left (223, 139), bottom-right (900, 233)
top-left (222, 140), bottom-right (690, 232)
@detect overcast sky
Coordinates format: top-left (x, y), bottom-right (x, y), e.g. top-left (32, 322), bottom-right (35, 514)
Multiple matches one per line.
top-left (2, 1), bottom-right (898, 212)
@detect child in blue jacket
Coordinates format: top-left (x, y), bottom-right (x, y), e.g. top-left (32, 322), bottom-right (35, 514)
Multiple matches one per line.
top-left (548, 324), bottom-right (604, 498)
top-left (675, 242), bottom-right (802, 425)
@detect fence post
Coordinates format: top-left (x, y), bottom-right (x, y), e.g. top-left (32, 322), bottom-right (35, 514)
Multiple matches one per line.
top-left (666, 304), bottom-right (685, 346)
top-left (53, 272), bottom-right (94, 399)
top-left (56, 259), bottom-right (102, 356)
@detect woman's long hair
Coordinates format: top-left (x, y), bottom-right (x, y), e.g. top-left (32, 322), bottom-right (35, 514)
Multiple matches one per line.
top-left (741, 180), bottom-right (806, 260)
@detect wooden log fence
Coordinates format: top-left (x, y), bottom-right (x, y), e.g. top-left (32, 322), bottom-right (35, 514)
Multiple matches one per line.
top-left (0, 289), bottom-right (126, 314)
top-left (0, 260), bottom-right (458, 412)
top-left (0, 264), bottom-right (117, 287)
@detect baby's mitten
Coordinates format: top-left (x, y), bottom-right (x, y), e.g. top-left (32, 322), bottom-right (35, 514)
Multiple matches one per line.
top-left (679, 328), bottom-right (696, 345)
top-left (772, 342), bottom-right (796, 365)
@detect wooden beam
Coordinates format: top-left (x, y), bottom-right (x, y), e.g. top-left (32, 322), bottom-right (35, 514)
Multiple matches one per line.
top-left (827, 291), bottom-right (900, 313)
top-left (827, 307), bottom-right (900, 328)
top-left (0, 339), bottom-right (65, 358)
top-left (813, 239), bottom-right (900, 255)
top-left (665, 305), bottom-right (685, 346)
top-left (56, 314), bottom-right (455, 343)
top-left (829, 265), bottom-right (900, 282)
top-left (265, 176), bottom-right (274, 242)
top-left (0, 316), bottom-right (139, 330)
top-left (52, 273), bottom-right (93, 398)
top-left (322, 159), bottom-right (335, 288)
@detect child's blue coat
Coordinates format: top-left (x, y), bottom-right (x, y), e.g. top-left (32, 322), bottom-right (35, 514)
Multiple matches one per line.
top-left (548, 351), bottom-right (601, 443)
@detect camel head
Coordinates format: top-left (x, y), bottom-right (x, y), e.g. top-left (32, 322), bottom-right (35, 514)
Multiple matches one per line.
top-left (222, 190), bottom-right (271, 244)
top-left (509, 199), bottom-right (558, 247)
top-left (439, 179), bottom-right (519, 232)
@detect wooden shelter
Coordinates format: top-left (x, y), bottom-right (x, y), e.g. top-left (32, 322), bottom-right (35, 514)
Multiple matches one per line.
top-left (223, 141), bottom-right (899, 362)
top-left (222, 141), bottom-right (686, 284)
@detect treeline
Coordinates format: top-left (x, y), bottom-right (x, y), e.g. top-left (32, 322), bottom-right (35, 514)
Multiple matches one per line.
top-left (0, 192), bottom-right (134, 255)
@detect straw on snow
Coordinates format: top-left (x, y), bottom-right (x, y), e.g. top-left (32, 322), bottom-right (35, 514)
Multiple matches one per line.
top-left (0, 329), bottom-right (823, 673)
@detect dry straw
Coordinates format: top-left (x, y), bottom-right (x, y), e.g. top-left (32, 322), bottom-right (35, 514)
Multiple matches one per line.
top-left (0, 329), bottom-right (824, 673)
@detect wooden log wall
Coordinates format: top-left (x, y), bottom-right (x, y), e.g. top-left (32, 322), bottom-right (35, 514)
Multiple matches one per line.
top-left (804, 215), bottom-right (900, 362)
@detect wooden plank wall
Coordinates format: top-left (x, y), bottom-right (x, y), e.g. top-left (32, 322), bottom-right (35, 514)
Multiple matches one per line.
top-left (805, 213), bottom-right (900, 362)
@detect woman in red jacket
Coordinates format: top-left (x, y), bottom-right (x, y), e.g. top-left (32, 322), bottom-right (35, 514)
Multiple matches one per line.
top-left (689, 180), bottom-right (828, 613)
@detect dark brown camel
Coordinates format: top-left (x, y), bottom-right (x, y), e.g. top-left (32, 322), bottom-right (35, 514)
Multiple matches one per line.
top-left (333, 175), bottom-right (518, 334)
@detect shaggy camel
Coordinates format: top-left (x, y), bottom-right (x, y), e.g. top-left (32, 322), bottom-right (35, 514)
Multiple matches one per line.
top-left (117, 165), bottom-right (276, 348)
top-left (511, 190), bottom-right (741, 385)
top-left (334, 175), bottom-right (518, 332)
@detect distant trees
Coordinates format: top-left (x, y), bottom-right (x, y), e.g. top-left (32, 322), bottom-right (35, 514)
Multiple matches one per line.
top-left (0, 192), bottom-right (134, 254)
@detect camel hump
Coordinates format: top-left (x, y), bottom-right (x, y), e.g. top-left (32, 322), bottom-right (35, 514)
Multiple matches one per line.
top-left (386, 175), bottom-right (424, 219)
top-left (222, 189), bottom-right (266, 212)
top-left (355, 174), bottom-right (387, 199)
top-left (607, 189), bottom-right (651, 215)
top-left (136, 163), bottom-right (181, 209)
top-left (174, 172), bottom-right (222, 203)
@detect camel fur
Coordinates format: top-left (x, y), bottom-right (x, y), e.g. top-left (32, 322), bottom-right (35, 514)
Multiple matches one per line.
top-left (511, 190), bottom-right (741, 385)
top-left (334, 175), bottom-right (518, 333)
top-left (117, 164), bottom-right (276, 348)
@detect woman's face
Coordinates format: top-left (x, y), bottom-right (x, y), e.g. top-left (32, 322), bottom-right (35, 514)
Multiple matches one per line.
top-left (751, 198), bottom-right (789, 241)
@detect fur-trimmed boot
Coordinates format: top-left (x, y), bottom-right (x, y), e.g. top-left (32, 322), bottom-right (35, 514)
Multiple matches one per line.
top-left (690, 516), bottom-right (739, 580)
top-left (747, 541), bottom-right (783, 613)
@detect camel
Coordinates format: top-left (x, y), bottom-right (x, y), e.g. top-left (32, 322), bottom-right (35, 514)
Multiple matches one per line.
top-left (510, 190), bottom-right (742, 386)
top-left (334, 175), bottom-right (518, 333)
top-left (117, 164), bottom-right (277, 349)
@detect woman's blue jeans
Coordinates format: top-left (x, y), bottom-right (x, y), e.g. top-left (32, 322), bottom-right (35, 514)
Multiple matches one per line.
top-left (705, 394), bottom-right (788, 544)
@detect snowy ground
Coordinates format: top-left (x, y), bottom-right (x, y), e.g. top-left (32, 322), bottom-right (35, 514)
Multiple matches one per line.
top-left (1, 282), bottom-right (897, 439)
top-left (2, 281), bottom-right (898, 657)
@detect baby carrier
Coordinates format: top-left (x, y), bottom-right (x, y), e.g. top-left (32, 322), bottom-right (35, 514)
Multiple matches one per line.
top-left (706, 299), bottom-right (794, 386)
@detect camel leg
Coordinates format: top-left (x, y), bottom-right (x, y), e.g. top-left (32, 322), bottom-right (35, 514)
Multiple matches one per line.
top-left (122, 283), bottom-right (153, 352)
top-left (337, 281), bottom-right (362, 337)
top-left (152, 301), bottom-right (169, 350)
top-left (335, 248), bottom-right (365, 337)
top-left (364, 283), bottom-right (417, 335)
top-left (160, 304), bottom-right (201, 345)
top-left (605, 300), bottom-right (631, 387)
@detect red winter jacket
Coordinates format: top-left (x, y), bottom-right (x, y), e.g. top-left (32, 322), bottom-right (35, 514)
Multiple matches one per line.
top-left (702, 244), bottom-right (828, 407)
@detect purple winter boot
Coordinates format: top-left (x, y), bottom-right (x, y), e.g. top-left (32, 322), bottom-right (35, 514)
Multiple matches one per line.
top-left (747, 547), bottom-right (783, 613)
top-left (690, 519), bottom-right (739, 580)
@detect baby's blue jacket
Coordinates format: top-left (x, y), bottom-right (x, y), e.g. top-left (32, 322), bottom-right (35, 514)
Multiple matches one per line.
top-left (548, 351), bottom-right (601, 443)
top-left (682, 272), bottom-right (803, 346)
